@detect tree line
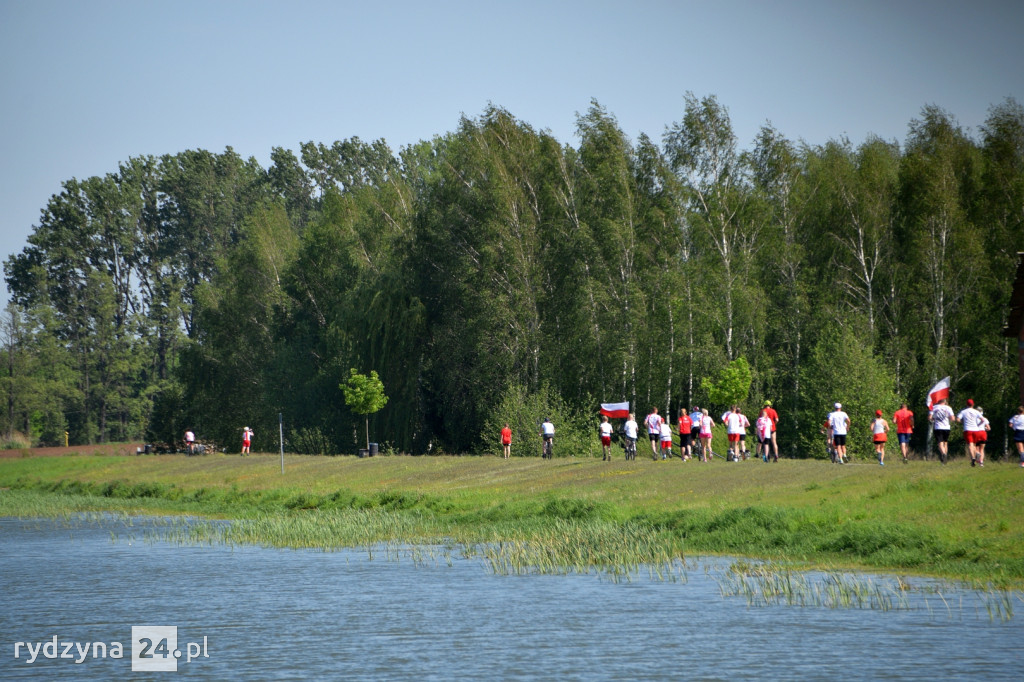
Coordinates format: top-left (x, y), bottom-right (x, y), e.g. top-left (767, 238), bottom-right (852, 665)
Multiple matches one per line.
top-left (3, 94), bottom-right (1022, 459)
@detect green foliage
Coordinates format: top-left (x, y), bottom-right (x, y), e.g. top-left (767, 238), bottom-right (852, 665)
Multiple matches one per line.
top-left (480, 384), bottom-right (598, 458)
top-left (700, 356), bottom-right (752, 411)
top-left (342, 368), bottom-right (389, 449)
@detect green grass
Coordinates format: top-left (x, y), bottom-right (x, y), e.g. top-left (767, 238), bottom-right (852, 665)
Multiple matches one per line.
top-left (1, 452), bottom-right (1022, 587)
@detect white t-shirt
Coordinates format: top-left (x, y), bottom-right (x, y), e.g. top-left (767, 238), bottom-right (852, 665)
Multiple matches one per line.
top-left (541, 421), bottom-right (555, 437)
top-left (624, 420), bottom-right (639, 439)
top-left (185, 431), bottom-right (195, 443)
top-left (957, 407), bottom-right (982, 432)
top-left (700, 416), bottom-right (713, 436)
top-left (931, 404), bottom-right (954, 430)
top-left (725, 412), bottom-right (744, 435)
top-left (645, 413), bottom-right (663, 434)
top-left (756, 416), bottom-right (772, 440)
top-left (659, 421), bottom-right (673, 441)
top-left (872, 418), bottom-right (887, 435)
top-left (599, 422), bottom-right (613, 437)
top-left (1010, 414), bottom-right (1024, 431)
top-left (828, 411), bottom-right (849, 436)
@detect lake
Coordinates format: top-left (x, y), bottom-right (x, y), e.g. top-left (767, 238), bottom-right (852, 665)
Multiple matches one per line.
top-left (0, 515), bottom-right (1020, 680)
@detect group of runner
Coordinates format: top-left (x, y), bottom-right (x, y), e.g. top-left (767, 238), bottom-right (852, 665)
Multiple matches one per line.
top-left (504, 399), bottom-right (1024, 466)
top-left (594, 401), bottom-right (781, 463)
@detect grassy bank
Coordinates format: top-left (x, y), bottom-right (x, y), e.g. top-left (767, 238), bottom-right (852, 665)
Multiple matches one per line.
top-left (1, 452), bottom-right (1022, 587)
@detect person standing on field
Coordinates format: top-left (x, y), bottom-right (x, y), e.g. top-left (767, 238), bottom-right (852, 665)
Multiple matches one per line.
top-left (828, 403), bottom-right (850, 464)
top-left (644, 408), bottom-right (663, 458)
top-left (1009, 406), bottom-right (1024, 467)
top-left (242, 426), bottom-right (253, 456)
top-left (756, 408), bottom-right (775, 462)
top-left (957, 399), bottom-right (983, 466)
top-left (501, 423), bottom-right (512, 459)
top-left (677, 408), bottom-right (693, 461)
top-left (892, 403), bottom-right (914, 463)
top-left (870, 410), bottom-right (889, 465)
top-left (929, 398), bottom-right (955, 463)
top-left (184, 429), bottom-right (195, 456)
top-left (725, 406), bottom-right (745, 461)
top-left (599, 416), bottom-right (613, 461)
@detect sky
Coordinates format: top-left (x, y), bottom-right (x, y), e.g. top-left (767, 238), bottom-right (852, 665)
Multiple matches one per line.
top-left (1, 0), bottom-right (1022, 307)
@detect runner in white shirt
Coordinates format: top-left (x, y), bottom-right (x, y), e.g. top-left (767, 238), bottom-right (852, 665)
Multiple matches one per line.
top-left (929, 398), bottom-right (956, 463)
top-left (827, 403), bottom-right (850, 463)
top-left (974, 407), bottom-right (991, 467)
top-left (644, 408), bottom-right (663, 458)
top-left (599, 416), bottom-right (614, 461)
top-left (870, 410), bottom-right (889, 466)
top-left (725, 406), bottom-right (745, 461)
top-left (956, 399), bottom-right (983, 466)
top-left (1009, 406), bottom-right (1024, 467)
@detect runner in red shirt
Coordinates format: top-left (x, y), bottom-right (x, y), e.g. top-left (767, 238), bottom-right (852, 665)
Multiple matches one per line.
top-left (501, 423), bottom-right (512, 459)
top-left (677, 409), bottom-right (693, 461)
top-left (763, 400), bottom-right (779, 459)
top-left (892, 403), bottom-right (914, 463)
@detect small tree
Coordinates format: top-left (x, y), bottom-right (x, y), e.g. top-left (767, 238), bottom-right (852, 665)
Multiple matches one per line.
top-left (700, 356), bottom-right (752, 410)
top-left (341, 368), bottom-right (389, 450)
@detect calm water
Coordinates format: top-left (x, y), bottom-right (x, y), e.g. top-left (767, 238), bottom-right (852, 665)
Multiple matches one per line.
top-left (0, 515), bottom-right (1021, 681)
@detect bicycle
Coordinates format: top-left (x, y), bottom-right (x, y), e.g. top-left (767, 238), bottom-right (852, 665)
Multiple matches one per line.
top-left (542, 436), bottom-right (553, 459)
top-left (623, 437), bottom-right (637, 461)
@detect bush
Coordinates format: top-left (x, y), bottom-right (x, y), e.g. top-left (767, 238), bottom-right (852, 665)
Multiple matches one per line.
top-left (480, 384), bottom-right (599, 458)
top-left (1, 432), bottom-right (33, 450)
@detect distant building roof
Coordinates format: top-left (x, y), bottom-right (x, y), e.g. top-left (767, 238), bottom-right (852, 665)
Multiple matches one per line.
top-left (1006, 252), bottom-right (1024, 337)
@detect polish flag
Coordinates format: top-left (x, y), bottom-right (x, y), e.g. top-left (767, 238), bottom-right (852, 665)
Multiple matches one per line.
top-left (600, 401), bottom-right (630, 419)
top-left (926, 377), bottom-right (950, 411)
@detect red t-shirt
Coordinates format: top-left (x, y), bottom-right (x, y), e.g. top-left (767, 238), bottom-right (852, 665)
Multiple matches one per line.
top-left (678, 415), bottom-right (692, 434)
top-left (893, 408), bottom-right (914, 434)
top-left (500, 427), bottom-right (512, 445)
top-left (765, 407), bottom-right (779, 429)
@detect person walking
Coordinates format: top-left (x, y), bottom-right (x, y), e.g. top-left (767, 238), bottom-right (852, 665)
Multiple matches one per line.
top-left (957, 399), bottom-right (984, 466)
top-left (599, 416), bottom-right (613, 461)
top-left (242, 426), bottom-right (253, 456)
top-left (659, 418), bottom-right (673, 460)
top-left (892, 403), bottom-right (914, 463)
top-left (763, 400), bottom-right (780, 460)
top-left (756, 408), bottom-right (775, 462)
top-left (975, 407), bottom-right (991, 466)
top-left (1009, 406), bottom-right (1024, 467)
top-left (501, 423), bottom-right (513, 459)
top-left (184, 429), bottom-right (196, 456)
top-left (828, 403), bottom-right (850, 464)
top-left (870, 410), bottom-right (889, 465)
top-left (677, 408), bottom-right (693, 461)
top-left (725, 406), bottom-right (745, 461)
top-left (929, 398), bottom-right (955, 463)
top-left (644, 408), bottom-right (663, 458)
top-left (623, 413), bottom-right (639, 461)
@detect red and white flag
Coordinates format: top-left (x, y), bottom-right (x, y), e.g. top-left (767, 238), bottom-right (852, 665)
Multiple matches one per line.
top-left (600, 401), bottom-right (630, 419)
top-left (926, 377), bottom-right (950, 411)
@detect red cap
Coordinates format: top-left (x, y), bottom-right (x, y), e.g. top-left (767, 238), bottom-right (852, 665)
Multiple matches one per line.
top-left (967, 399), bottom-right (974, 406)
top-left (875, 409), bottom-right (882, 416)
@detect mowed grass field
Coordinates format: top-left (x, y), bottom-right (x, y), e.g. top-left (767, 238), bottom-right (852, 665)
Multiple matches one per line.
top-left (1, 451), bottom-right (1022, 586)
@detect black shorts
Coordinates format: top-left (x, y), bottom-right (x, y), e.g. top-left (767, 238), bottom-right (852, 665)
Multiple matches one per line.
top-left (679, 433), bottom-right (692, 447)
top-left (832, 434), bottom-right (847, 447)
top-left (649, 432), bottom-right (660, 442)
top-left (934, 429), bottom-right (949, 443)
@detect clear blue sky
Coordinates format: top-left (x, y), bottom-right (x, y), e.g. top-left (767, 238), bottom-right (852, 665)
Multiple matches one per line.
top-left (2, 0), bottom-right (1021, 306)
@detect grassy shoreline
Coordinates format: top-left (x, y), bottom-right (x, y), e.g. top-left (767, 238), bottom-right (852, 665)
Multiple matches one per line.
top-left (1, 452), bottom-right (1022, 587)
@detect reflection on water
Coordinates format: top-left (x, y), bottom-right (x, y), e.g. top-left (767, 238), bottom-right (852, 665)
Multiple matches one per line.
top-left (0, 515), bottom-right (1021, 681)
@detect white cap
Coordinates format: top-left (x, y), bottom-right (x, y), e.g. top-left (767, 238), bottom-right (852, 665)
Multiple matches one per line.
top-left (834, 402), bottom-right (841, 409)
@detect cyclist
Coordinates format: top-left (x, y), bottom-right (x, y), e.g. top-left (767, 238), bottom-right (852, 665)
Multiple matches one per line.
top-left (540, 417), bottom-right (555, 458)
top-left (623, 413), bottom-right (639, 461)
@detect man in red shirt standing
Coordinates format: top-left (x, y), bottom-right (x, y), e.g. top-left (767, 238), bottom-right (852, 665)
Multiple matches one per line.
top-left (763, 400), bottom-right (779, 460)
top-left (677, 409), bottom-right (693, 461)
top-left (500, 423), bottom-right (513, 459)
top-left (892, 403), bottom-right (914, 463)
